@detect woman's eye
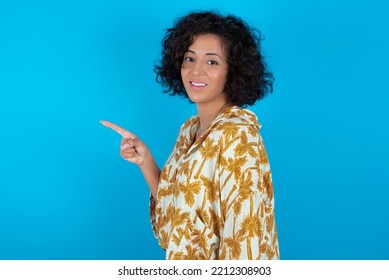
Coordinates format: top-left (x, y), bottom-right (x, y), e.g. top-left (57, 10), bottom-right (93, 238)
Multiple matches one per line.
top-left (208, 60), bottom-right (219, 65)
top-left (184, 57), bottom-right (194, 62)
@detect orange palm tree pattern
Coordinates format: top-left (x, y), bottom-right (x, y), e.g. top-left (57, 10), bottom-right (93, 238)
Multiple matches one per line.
top-left (150, 106), bottom-right (279, 259)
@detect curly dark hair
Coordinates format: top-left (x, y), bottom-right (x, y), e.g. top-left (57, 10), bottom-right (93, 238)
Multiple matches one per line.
top-left (154, 11), bottom-right (274, 107)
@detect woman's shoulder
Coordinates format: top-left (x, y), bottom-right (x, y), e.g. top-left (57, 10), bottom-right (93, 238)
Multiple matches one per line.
top-left (207, 106), bottom-right (263, 145)
top-left (215, 106), bottom-right (261, 132)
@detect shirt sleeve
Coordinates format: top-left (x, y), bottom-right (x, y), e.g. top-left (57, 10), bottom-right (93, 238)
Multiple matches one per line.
top-left (149, 194), bottom-right (158, 239)
top-left (149, 120), bottom-right (190, 249)
top-left (217, 125), bottom-right (279, 259)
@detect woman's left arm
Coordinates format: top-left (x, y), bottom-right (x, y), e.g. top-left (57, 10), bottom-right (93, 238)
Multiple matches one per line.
top-left (218, 126), bottom-right (279, 260)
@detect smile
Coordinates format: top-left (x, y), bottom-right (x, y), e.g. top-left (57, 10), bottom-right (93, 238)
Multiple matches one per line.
top-left (190, 81), bottom-right (207, 87)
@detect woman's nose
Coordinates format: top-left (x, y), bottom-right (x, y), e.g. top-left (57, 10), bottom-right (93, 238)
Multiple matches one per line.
top-left (192, 62), bottom-right (205, 75)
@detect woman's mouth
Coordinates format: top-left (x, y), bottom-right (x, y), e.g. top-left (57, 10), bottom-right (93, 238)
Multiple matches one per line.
top-left (190, 81), bottom-right (207, 88)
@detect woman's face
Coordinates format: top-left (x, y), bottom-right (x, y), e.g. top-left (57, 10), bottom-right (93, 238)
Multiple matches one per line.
top-left (181, 33), bottom-right (228, 106)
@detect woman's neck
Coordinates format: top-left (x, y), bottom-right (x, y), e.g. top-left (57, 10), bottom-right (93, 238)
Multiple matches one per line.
top-left (196, 99), bottom-right (229, 132)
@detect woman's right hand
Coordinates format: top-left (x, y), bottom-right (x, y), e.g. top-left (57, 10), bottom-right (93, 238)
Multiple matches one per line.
top-left (101, 120), bottom-right (150, 166)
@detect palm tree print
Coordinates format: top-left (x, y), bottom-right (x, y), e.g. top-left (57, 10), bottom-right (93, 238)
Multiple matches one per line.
top-left (149, 106), bottom-right (279, 259)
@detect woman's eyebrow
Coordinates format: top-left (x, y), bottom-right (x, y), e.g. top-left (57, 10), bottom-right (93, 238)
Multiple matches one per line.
top-left (186, 49), bottom-right (222, 60)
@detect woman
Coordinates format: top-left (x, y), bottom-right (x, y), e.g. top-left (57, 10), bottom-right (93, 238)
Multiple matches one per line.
top-left (102, 11), bottom-right (279, 260)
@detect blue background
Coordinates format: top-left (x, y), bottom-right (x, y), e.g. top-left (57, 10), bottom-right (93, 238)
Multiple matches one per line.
top-left (1, 0), bottom-right (388, 260)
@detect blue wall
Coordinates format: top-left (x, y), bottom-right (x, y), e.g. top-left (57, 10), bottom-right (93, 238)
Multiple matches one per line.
top-left (0, 0), bottom-right (388, 259)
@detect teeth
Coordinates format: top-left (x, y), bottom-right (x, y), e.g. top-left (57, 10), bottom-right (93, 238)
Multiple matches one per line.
top-left (191, 81), bottom-right (206, 87)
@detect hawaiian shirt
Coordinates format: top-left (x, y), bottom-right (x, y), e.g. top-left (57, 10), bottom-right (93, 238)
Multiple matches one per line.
top-left (150, 106), bottom-right (279, 259)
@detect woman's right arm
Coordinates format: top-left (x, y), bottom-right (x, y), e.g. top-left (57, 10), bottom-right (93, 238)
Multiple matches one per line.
top-left (101, 120), bottom-right (160, 199)
top-left (138, 153), bottom-right (160, 199)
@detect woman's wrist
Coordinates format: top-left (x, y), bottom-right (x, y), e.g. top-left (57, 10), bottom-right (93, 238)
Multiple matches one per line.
top-left (138, 151), bottom-right (154, 169)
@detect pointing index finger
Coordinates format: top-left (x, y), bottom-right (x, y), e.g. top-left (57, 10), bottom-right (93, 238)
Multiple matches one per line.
top-left (100, 120), bottom-right (136, 139)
